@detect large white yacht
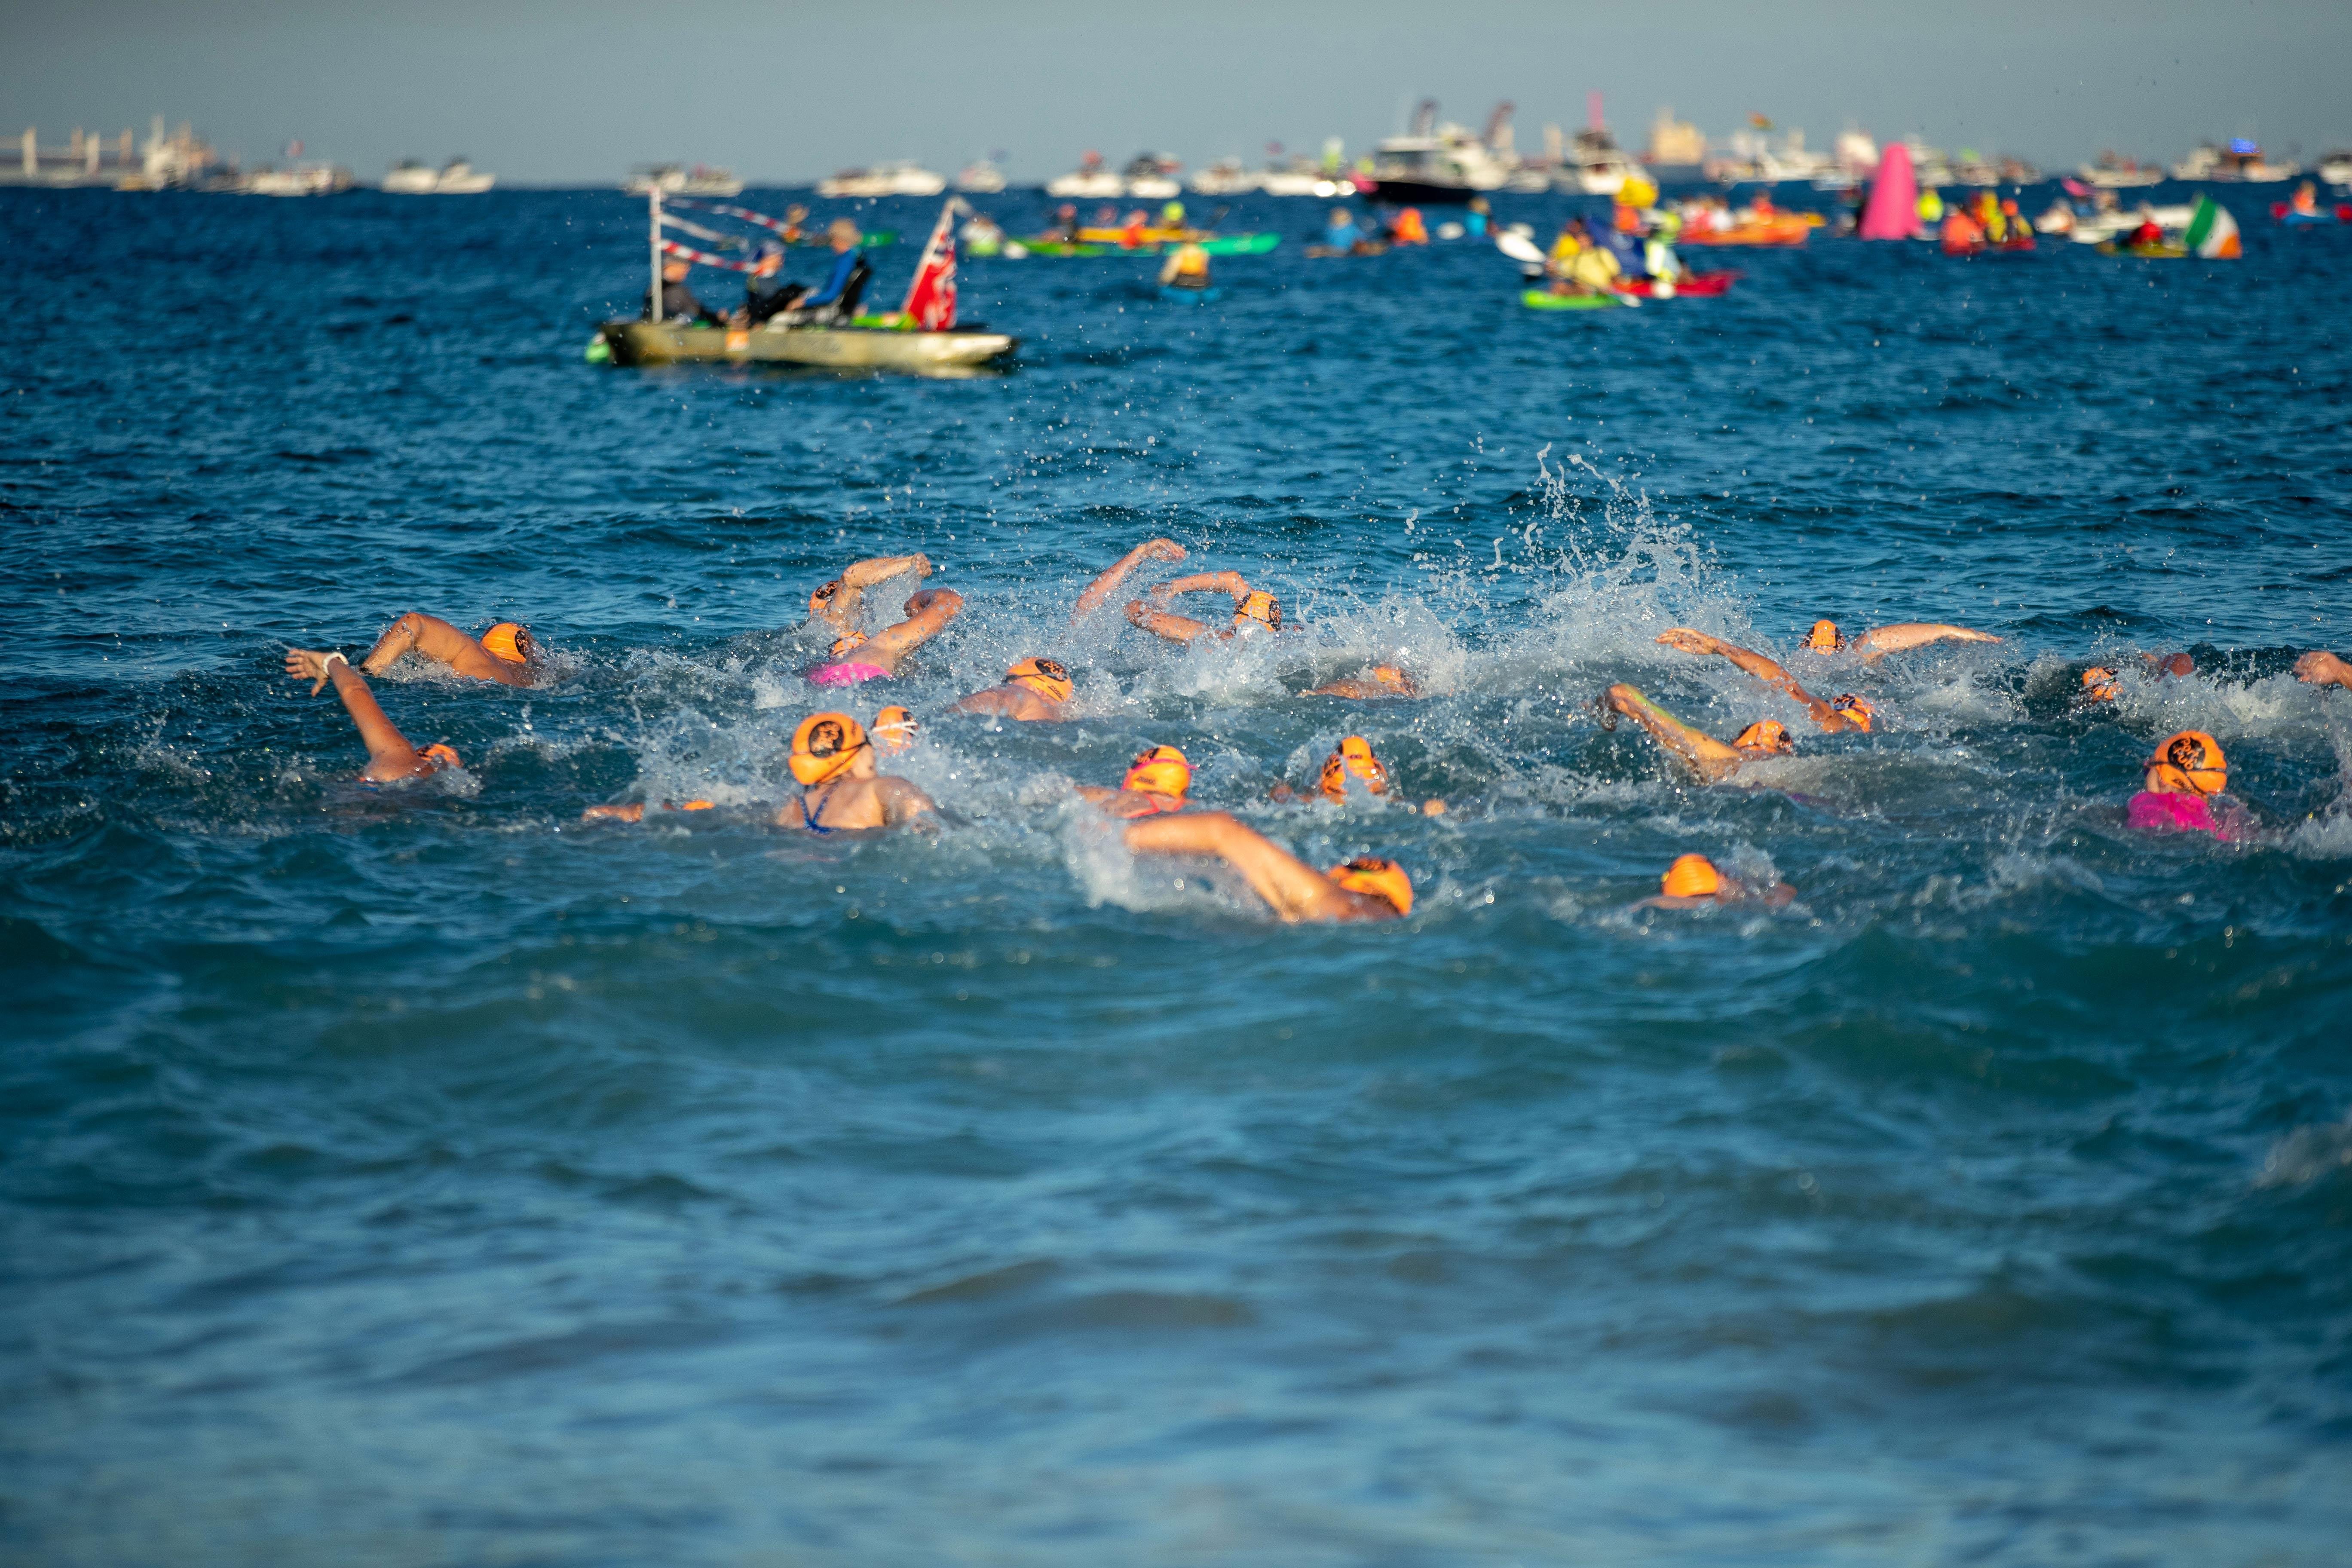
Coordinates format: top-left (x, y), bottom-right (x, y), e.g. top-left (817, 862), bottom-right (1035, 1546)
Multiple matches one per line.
top-left (952, 159), bottom-right (1006, 193)
top-left (2172, 141), bottom-right (2300, 182)
top-left (818, 161), bottom-right (946, 198)
top-left (1367, 101), bottom-right (1509, 203)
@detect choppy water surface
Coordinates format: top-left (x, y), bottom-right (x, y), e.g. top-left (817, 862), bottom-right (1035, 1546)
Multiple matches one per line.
top-left (5, 186), bottom-right (2350, 1563)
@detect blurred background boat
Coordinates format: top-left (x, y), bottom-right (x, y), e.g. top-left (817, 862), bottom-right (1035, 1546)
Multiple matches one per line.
top-left (383, 158), bottom-right (495, 194)
top-left (1045, 151), bottom-right (1123, 199)
top-left (952, 158), bottom-right (1007, 193)
top-left (1367, 99), bottom-right (1509, 203)
top-left (239, 160), bottom-right (352, 196)
top-left (2173, 140), bottom-right (2300, 182)
top-left (625, 164), bottom-right (742, 197)
top-left (1121, 153), bottom-right (1183, 199)
top-left (2079, 151), bottom-right (2165, 187)
top-left (819, 161), bottom-right (947, 198)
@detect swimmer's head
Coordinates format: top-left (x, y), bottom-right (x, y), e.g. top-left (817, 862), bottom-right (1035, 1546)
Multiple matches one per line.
top-left (1320, 735), bottom-right (1390, 800)
top-left (2151, 651), bottom-right (2195, 678)
top-left (1732, 719), bottom-right (1793, 754)
top-left (830, 631), bottom-right (868, 658)
top-left (2146, 730), bottom-right (2226, 796)
top-left (1369, 665), bottom-right (1416, 694)
top-left (1121, 744), bottom-right (1191, 799)
top-left (421, 743), bottom-right (462, 770)
top-left (1007, 656), bottom-right (1073, 703)
top-left (789, 711), bottom-right (869, 786)
top-left (1326, 856), bottom-right (1414, 917)
top-left (2081, 667), bottom-right (2119, 702)
top-left (1805, 620), bottom-right (1847, 653)
top-left (1235, 591), bottom-right (1281, 631)
top-left (480, 623), bottom-right (532, 665)
top-left (809, 578), bottom-right (846, 615)
top-left (1829, 693), bottom-right (1875, 732)
top-left (1661, 853), bottom-right (1722, 899)
top-left (873, 705), bottom-right (916, 753)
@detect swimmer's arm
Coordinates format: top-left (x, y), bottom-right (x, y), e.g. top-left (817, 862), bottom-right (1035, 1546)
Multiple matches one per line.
top-left (1126, 601), bottom-right (1214, 644)
top-left (1150, 571), bottom-right (1250, 604)
top-left (1072, 537), bottom-right (1186, 620)
top-left (1850, 623), bottom-right (2001, 656)
top-left (1074, 784), bottom-right (1119, 805)
top-left (2294, 650), bottom-right (2352, 690)
top-left (841, 553), bottom-right (933, 591)
top-left (359, 612), bottom-right (527, 686)
top-left (878, 776), bottom-right (938, 827)
top-left (581, 799), bottom-right (716, 824)
top-left (1124, 812), bottom-right (1360, 922)
top-left (1309, 674), bottom-right (1418, 699)
top-left (1603, 684), bottom-right (1745, 783)
top-left (1655, 629), bottom-right (1832, 722)
top-left (289, 650), bottom-right (432, 781)
top-left (865, 588), bottom-right (963, 670)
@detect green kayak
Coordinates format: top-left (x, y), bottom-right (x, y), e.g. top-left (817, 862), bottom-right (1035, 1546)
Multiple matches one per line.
top-left (1019, 239), bottom-right (1109, 257)
top-left (1195, 233), bottom-right (1280, 256)
top-left (1521, 289), bottom-right (1624, 311)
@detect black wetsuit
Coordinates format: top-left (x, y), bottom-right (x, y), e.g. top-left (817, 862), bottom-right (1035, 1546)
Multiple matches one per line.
top-left (646, 280), bottom-right (719, 324)
top-left (744, 277), bottom-right (806, 325)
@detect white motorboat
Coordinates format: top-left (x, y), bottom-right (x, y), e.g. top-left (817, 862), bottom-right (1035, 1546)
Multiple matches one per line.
top-left (818, 161), bottom-right (947, 198)
top-left (384, 158), bottom-right (494, 194)
top-left (1368, 100), bottom-right (1510, 203)
top-left (625, 164), bottom-right (743, 197)
top-left (1045, 153), bottom-right (1122, 199)
top-left (2067, 203), bottom-right (2194, 244)
top-left (1258, 141), bottom-right (1352, 197)
top-left (1704, 126), bottom-right (1834, 184)
top-left (2079, 153), bottom-right (2165, 188)
top-left (1559, 126), bottom-right (1640, 195)
top-left (952, 160), bottom-right (1006, 193)
top-left (240, 162), bottom-right (352, 196)
top-left (1122, 153), bottom-right (1182, 199)
top-left (1189, 157), bottom-right (1259, 196)
top-left (2319, 151), bottom-right (2352, 187)
top-left (2173, 141), bottom-right (2299, 182)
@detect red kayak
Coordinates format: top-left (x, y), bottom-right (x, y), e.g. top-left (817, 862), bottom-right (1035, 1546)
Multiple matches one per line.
top-left (1614, 271), bottom-right (1740, 298)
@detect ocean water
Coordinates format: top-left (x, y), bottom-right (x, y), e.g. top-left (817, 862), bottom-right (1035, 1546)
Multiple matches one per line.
top-left (4, 184), bottom-right (2349, 1564)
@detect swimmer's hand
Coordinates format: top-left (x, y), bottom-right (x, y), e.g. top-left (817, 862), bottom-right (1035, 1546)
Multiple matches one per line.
top-left (2294, 650), bottom-right (2351, 689)
top-left (582, 803), bottom-right (647, 824)
top-left (1135, 538), bottom-right (1187, 564)
top-left (1655, 628), bottom-right (1730, 656)
top-left (285, 647), bottom-right (340, 696)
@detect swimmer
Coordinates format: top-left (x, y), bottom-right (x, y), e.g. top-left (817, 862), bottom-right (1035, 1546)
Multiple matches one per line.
top-left (1602, 684), bottom-right (1795, 783)
top-left (2294, 650), bottom-right (2352, 690)
top-left (1072, 537), bottom-right (1189, 621)
top-left (581, 798), bottom-right (715, 824)
top-left (775, 711), bottom-right (937, 832)
top-left (808, 553), bottom-right (934, 636)
top-left (2079, 667), bottom-right (2122, 703)
top-left (303, 612), bottom-right (537, 688)
top-left (283, 649), bottom-right (463, 783)
top-left (1799, 619), bottom-right (2001, 658)
top-left (1075, 744), bottom-right (1192, 818)
top-left (1272, 735), bottom-right (1389, 801)
top-left (1123, 812), bottom-right (1412, 923)
top-left (1308, 665), bottom-right (1420, 699)
top-left (950, 657), bottom-right (1075, 722)
top-left (1635, 852), bottom-right (1795, 910)
top-left (874, 705), bottom-right (919, 753)
top-left (1653, 630), bottom-right (1876, 733)
top-left (1126, 573), bottom-right (1285, 644)
top-left (808, 588), bottom-right (964, 686)
top-left (2127, 729), bottom-right (2250, 842)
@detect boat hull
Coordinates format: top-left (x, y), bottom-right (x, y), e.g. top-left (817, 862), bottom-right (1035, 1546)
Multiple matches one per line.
top-left (1614, 272), bottom-right (1738, 297)
top-left (1521, 289), bottom-right (1623, 311)
top-left (1369, 179), bottom-right (1478, 205)
top-left (597, 321), bottom-right (1017, 373)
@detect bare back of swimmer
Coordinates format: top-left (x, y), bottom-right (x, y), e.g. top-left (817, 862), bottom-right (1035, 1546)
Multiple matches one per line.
top-left (1801, 619), bottom-right (2001, 658)
top-left (776, 711), bottom-right (935, 831)
top-left (1654, 629), bottom-right (1874, 733)
top-left (952, 657), bottom-right (1074, 722)
top-left (1124, 812), bottom-right (1411, 922)
top-left (285, 649), bottom-right (462, 782)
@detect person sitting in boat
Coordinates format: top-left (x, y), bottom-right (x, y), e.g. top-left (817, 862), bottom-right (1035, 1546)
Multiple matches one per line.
top-left (649, 258), bottom-right (721, 325)
top-left (1545, 219), bottom-right (1621, 295)
top-left (1917, 186), bottom-right (1945, 224)
top-left (959, 211), bottom-right (1006, 256)
top-left (1160, 201), bottom-right (1189, 233)
top-left (780, 203), bottom-right (809, 243)
top-left (1593, 217), bottom-right (1647, 279)
top-left (1159, 241), bottom-right (1213, 291)
top-left (1322, 207), bottom-right (1363, 252)
top-left (1121, 209), bottom-right (1150, 248)
top-left (2290, 181), bottom-right (2321, 217)
top-left (1127, 573), bottom-right (1287, 644)
top-left (1643, 210), bottom-right (1687, 282)
top-left (739, 242), bottom-right (805, 326)
top-left (1049, 203), bottom-right (1082, 243)
top-left (1999, 199), bottom-right (2033, 247)
top-left (1941, 205), bottom-right (1986, 254)
top-left (282, 649), bottom-right (466, 784)
top-left (797, 219), bottom-right (867, 320)
top-left (312, 612), bottom-right (538, 687)
top-left (1974, 191), bottom-right (2006, 244)
top-left (2122, 206), bottom-right (2166, 249)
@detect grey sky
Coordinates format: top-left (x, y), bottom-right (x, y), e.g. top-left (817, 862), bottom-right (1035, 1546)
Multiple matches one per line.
top-left (7, 0), bottom-right (2347, 183)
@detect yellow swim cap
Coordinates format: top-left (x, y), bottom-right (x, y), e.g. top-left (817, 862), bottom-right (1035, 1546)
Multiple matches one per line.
top-left (1319, 735), bottom-right (1390, 799)
top-left (1235, 591), bottom-right (1281, 630)
top-left (1121, 744), bottom-right (1191, 799)
top-left (1805, 619), bottom-right (1846, 653)
top-left (480, 623), bottom-right (530, 665)
top-left (2148, 730), bottom-right (2226, 795)
top-left (1327, 856), bottom-right (1414, 916)
top-left (1661, 853), bottom-right (1722, 898)
top-left (1008, 656), bottom-right (1074, 703)
top-left (830, 631), bottom-right (869, 658)
top-left (421, 742), bottom-right (462, 769)
top-left (1732, 719), bottom-right (1793, 754)
top-left (873, 704), bottom-right (916, 753)
top-left (1829, 693), bottom-right (1875, 732)
top-left (790, 711), bottom-right (868, 786)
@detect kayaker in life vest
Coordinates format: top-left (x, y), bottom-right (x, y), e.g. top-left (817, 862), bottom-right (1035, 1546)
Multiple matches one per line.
top-left (2290, 181), bottom-right (2321, 217)
top-left (798, 220), bottom-right (864, 317)
top-left (1651, 629), bottom-right (1878, 734)
top-left (2128, 730), bottom-right (2251, 842)
top-left (1158, 241), bottom-right (1212, 291)
top-left (1643, 211), bottom-right (1686, 282)
top-left (1464, 196), bottom-right (1491, 239)
top-left (1601, 684), bottom-right (1798, 783)
top-left (1319, 207), bottom-right (1364, 253)
top-left (1389, 206), bottom-right (1429, 245)
top-left (2122, 208), bottom-right (2165, 248)
top-left (1917, 187), bottom-right (1945, 224)
top-left (1942, 208), bottom-right (1986, 254)
top-left (2000, 199), bottom-right (2032, 245)
top-left (1122, 812), bottom-right (1414, 923)
top-left (302, 612), bottom-right (539, 687)
top-left (808, 590), bottom-right (964, 687)
top-left (648, 258), bottom-right (720, 325)
top-left (1127, 573), bottom-right (1287, 643)
top-left (282, 649), bottom-right (466, 784)
top-left (1049, 204), bottom-right (1082, 243)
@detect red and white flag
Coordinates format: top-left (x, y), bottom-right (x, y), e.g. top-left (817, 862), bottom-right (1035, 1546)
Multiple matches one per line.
top-left (901, 197), bottom-right (965, 330)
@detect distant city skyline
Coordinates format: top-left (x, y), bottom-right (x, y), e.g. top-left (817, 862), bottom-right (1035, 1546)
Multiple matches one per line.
top-left (7, 0), bottom-right (2348, 184)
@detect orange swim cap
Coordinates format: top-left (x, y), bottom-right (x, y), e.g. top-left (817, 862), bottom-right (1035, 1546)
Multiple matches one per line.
top-left (2081, 667), bottom-right (2119, 702)
top-left (789, 711), bottom-right (869, 786)
top-left (1008, 656), bottom-right (1074, 703)
top-left (1829, 693), bottom-right (1875, 732)
top-left (1369, 665), bottom-right (1416, 694)
top-left (809, 578), bottom-right (845, 614)
top-left (2147, 730), bottom-right (2226, 795)
top-left (480, 623), bottom-right (530, 665)
top-left (1319, 735), bottom-right (1390, 799)
top-left (1326, 856), bottom-right (1414, 916)
top-left (830, 631), bottom-right (869, 658)
top-left (1235, 591), bottom-right (1282, 630)
top-left (1121, 744), bottom-right (1191, 799)
top-left (1732, 719), bottom-right (1793, 754)
top-left (1805, 619), bottom-right (1846, 653)
top-left (1661, 853), bottom-right (1722, 898)
top-left (421, 742), bottom-right (462, 769)
top-left (873, 705), bottom-right (916, 752)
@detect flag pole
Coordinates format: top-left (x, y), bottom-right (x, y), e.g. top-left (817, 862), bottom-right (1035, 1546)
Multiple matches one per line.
top-left (648, 184), bottom-right (664, 322)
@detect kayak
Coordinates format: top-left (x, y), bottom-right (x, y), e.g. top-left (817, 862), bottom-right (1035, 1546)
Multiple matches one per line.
top-left (1059, 230), bottom-right (1280, 255)
top-left (1018, 239), bottom-right (1109, 257)
top-left (1682, 216), bottom-right (1813, 247)
top-left (1614, 271), bottom-right (1739, 298)
top-left (1196, 233), bottom-right (1280, 256)
top-left (1522, 289), bottom-right (1624, 311)
top-left (2096, 241), bottom-right (2188, 258)
top-left (1159, 286), bottom-right (1223, 303)
top-left (593, 318), bottom-right (1017, 374)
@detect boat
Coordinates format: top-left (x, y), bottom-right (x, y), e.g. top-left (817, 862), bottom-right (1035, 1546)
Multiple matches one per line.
top-left (1189, 157), bottom-right (1259, 196)
top-left (594, 319), bottom-right (1015, 372)
top-left (818, 161), bottom-right (946, 198)
top-left (1704, 122), bottom-right (1835, 184)
top-left (2321, 151), bottom-right (2352, 187)
top-left (383, 157), bottom-right (494, 194)
top-left (2173, 140), bottom-right (2300, 182)
top-left (1259, 141), bottom-right (1354, 197)
top-left (625, 164), bottom-right (742, 197)
top-left (2078, 152), bottom-right (2164, 188)
top-left (239, 162), bottom-right (352, 196)
top-left (952, 160), bottom-right (1007, 193)
top-left (1367, 100), bottom-right (1510, 203)
top-left (1521, 289), bottom-right (1623, 311)
top-left (1614, 271), bottom-right (1739, 298)
top-left (1045, 152), bottom-right (1123, 199)
top-left (1121, 153), bottom-right (1183, 199)
top-left (2096, 239), bottom-right (2187, 258)
top-left (1681, 214), bottom-right (1812, 247)
top-left (1561, 126), bottom-right (1641, 195)
top-left (2066, 204), bottom-right (2194, 244)
top-left (1073, 226), bottom-right (1278, 254)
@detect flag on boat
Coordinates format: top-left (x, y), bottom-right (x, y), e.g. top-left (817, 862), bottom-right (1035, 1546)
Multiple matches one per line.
top-left (2184, 194), bottom-right (2241, 258)
top-left (659, 238), bottom-right (757, 273)
top-left (901, 197), bottom-right (966, 330)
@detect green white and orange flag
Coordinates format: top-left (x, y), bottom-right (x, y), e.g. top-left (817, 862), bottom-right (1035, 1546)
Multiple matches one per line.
top-left (2184, 195), bottom-right (2241, 258)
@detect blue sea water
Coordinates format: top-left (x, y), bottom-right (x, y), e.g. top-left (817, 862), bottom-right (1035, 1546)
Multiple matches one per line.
top-left (4, 184), bottom-right (2351, 1564)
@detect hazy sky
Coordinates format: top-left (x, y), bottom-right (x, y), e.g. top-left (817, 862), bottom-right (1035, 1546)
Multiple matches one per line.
top-left (7, 0), bottom-right (2348, 182)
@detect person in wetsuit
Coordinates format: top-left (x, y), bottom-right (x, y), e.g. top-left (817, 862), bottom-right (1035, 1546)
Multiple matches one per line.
top-left (648, 258), bottom-right (720, 324)
top-left (799, 219), bottom-right (865, 319)
top-left (741, 242), bottom-right (805, 325)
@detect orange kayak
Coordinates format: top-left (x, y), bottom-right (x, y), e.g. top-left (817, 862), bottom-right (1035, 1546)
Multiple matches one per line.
top-left (1681, 215), bottom-right (1813, 247)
